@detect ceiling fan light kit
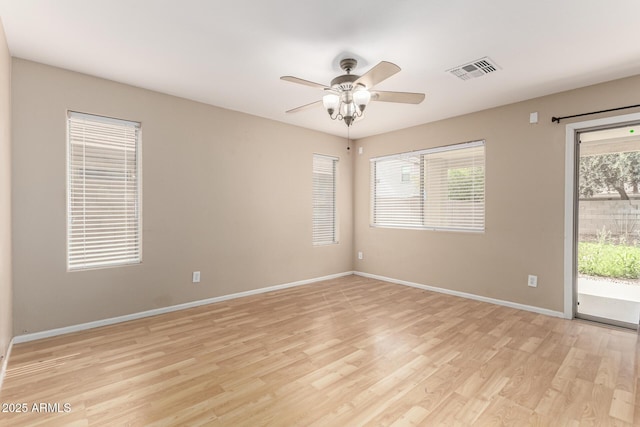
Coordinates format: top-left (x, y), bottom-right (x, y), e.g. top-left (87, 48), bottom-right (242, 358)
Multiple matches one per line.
top-left (282, 57), bottom-right (425, 128)
top-left (322, 87), bottom-right (370, 127)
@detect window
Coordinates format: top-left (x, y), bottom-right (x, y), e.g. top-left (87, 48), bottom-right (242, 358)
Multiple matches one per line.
top-left (371, 140), bottom-right (485, 232)
top-left (401, 165), bottom-right (411, 182)
top-left (67, 111), bottom-right (141, 270)
top-left (313, 154), bottom-right (338, 245)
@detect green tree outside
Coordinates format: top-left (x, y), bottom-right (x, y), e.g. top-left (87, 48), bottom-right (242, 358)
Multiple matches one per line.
top-left (579, 151), bottom-right (640, 200)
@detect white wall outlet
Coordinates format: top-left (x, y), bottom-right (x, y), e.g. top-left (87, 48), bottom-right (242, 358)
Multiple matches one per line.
top-left (528, 274), bottom-right (537, 287)
top-left (358, 251), bottom-right (363, 260)
top-left (529, 112), bottom-right (538, 124)
top-left (358, 146), bottom-right (363, 155)
top-left (192, 271), bottom-right (201, 283)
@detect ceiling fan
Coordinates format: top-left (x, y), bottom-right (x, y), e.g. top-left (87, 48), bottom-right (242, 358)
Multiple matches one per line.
top-left (281, 58), bottom-right (425, 127)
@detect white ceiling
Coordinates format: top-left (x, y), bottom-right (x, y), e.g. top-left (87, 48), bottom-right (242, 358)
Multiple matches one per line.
top-left (1, 0), bottom-right (640, 139)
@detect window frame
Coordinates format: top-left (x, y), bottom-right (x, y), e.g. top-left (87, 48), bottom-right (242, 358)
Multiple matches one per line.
top-left (370, 140), bottom-right (485, 232)
top-left (66, 111), bottom-right (143, 271)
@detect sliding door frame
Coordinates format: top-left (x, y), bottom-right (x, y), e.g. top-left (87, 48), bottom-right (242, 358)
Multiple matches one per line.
top-left (563, 112), bottom-right (640, 320)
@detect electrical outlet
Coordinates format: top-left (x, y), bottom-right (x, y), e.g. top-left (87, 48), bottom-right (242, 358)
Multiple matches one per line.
top-left (358, 251), bottom-right (363, 260)
top-left (528, 275), bottom-right (537, 287)
top-left (192, 271), bottom-right (201, 283)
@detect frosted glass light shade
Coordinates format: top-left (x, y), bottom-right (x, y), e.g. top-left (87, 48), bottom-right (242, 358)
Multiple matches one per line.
top-left (341, 101), bottom-right (356, 117)
top-left (322, 94), bottom-right (340, 111)
top-left (353, 89), bottom-right (371, 108)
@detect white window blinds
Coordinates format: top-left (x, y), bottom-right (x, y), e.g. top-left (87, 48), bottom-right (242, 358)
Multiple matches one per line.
top-left (67, 111), bottom-right (141, 270)
top-left (371, 140), bottom-right (485, 232)
top-left (313, 154), bottom-right (338, 245)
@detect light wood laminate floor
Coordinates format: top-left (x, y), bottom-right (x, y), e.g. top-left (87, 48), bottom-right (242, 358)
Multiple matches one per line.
top-left (1, 275), bottom-right (639, 426)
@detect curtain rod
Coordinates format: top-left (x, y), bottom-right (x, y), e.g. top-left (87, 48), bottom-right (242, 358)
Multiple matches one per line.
top-left (552, 103), bottom-right (640, 123)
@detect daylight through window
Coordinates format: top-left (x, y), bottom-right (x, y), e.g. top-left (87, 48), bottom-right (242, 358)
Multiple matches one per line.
top-left (371, 140), bottom-right (485, 232)
top-left (67, 111), bottom-right (141, 270)
top-left (313, 154), bottom-right (338, 245)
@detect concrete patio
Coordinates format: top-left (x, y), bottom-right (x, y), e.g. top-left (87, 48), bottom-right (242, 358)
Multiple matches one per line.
top-left (578, 276), bottom-right (640, 326)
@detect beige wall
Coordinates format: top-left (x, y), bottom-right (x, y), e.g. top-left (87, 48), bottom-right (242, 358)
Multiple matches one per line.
top-left (11, 59), bottom-right (353, 335)
top-left (10, 54), bottom-right (640, 335)
top-left (0, 20), bottom-right (11, 362)
top-left (354, 74), bottom-right (640, 313)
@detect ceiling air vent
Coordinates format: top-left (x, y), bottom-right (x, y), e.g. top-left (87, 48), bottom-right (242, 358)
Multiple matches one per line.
top-left (447, 57), bottom-right (500, 81)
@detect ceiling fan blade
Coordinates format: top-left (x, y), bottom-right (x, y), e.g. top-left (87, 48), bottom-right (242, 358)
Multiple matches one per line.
top-left (285, 100), bottom-right (323, 114)
top-left (354, 61), bottom-right (401, 89)
top-left (372, 90), bottom-right (425, 104)
top-left (280, 76), bottom-right (328, 90)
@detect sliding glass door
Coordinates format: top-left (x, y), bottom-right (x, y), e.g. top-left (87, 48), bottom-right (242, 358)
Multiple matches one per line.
top-left (576, 123), bottom-right (640, 328)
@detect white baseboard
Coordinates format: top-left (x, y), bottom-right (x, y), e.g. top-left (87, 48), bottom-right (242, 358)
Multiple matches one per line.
top-left (13, 271), bottom-right (354, 344)
top-left (354, 271), bottom-right (565, 319)
top-left (0, 338), bottom-right (14, 391)
top-left (11, 270), bottom-right (563, 346)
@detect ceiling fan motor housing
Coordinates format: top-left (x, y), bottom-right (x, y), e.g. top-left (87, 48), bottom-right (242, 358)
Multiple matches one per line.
top-left (331, 58), bottom-right (365, 91)
top-left (330, 74), bottom-right (363, 92)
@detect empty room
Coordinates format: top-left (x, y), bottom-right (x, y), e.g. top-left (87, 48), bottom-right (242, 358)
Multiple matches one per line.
top-left (1, 0), bottom-right (640, 425)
